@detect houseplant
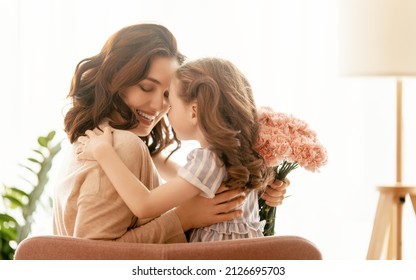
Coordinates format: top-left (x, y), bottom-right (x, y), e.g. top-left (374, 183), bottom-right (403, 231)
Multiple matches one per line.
top-left (0, 130), bottom-right (61, 259)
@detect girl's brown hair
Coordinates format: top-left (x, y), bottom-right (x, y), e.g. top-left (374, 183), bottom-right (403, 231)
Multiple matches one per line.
top-left (64, 23), bottom-right (184, 155)
top-left (174, 57), bottom-right (273, 191)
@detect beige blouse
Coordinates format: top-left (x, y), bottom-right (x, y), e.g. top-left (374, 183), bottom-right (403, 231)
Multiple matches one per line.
top-left (52, 126), bottom-right (186, 244)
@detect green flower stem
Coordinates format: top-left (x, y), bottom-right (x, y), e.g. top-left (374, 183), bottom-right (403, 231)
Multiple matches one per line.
top-left (259, 160), bottom-right (298, 236)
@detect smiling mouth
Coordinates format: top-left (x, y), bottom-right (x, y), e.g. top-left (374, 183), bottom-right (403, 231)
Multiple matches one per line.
top-left (136, 109), bottom-right (159, 122)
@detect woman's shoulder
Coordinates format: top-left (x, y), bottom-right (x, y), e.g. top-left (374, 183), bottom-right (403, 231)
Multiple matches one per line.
top-left (112, 129), bottom-right (146, 148)
top-left (97, 121), bottom-right (150, 160)
top-left (111, 129), bottom-right (150, 161)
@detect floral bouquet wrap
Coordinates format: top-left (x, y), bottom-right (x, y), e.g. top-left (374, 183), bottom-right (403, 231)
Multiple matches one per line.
top-left (254, 106), bottom-right (328, 236)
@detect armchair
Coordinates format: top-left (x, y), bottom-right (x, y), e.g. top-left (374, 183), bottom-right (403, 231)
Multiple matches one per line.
top-left (14, 235), bottom-right (322, 260)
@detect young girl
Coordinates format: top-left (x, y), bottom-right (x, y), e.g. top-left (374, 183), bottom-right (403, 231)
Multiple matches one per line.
top-left (78, 57), bottom-right (274, 241)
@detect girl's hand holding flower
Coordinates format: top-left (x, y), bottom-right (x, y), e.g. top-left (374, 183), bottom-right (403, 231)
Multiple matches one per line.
top-left (261, 179), bottom-right (290, 207)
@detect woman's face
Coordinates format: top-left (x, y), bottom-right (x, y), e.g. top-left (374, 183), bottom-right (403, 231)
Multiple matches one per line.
top-left (121, 56), bottom-right (178, 137)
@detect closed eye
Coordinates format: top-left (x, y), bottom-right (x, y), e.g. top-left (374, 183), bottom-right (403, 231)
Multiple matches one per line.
top-left (139, 85), bottom-right (153, 92)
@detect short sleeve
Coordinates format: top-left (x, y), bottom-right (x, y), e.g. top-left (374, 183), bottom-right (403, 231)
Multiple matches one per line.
top-left (177, 148), bottom-right (226, 198)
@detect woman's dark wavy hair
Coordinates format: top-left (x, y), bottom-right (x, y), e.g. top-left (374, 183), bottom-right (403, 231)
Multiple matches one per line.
top-left (174, 57), bottom-right (273, 191)
top-left (64, 23), bottom-right (184, 155)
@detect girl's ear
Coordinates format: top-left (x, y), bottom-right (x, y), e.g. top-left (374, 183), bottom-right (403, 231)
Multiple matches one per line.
top-left (190, 103), bottom-right (198, 125)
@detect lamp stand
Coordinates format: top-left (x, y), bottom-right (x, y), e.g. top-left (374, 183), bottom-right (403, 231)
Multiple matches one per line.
top-left (367, 79), bottom-right (416, 259)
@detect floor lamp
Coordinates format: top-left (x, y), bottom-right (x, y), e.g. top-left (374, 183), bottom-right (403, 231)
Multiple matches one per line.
top-left (339, 0), bottom-right (416, 260)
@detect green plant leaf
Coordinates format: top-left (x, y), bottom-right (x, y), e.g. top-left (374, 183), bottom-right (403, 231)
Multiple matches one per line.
top-left (32, 149), bottom-right (45, 158)
top-left (27, 157), bottom-right (42, 165)
top-left (6, 187), bottom-right (30, 199)
top-left (2, 194), bottom-right (25, 209)
top-left (0, 225), bottom-right (18, 240)
top-left (37, 136), bottom-right (47, 147)
top-left (18, 163), bottom-right (37, 175)
top-left (0, 214), bottom-right (18, 224)
top-left (46, 131), bottom-right (56, 141)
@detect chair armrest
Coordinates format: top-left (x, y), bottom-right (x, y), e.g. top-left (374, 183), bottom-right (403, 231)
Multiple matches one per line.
top-left (14, 235), bottom-right (322, 260)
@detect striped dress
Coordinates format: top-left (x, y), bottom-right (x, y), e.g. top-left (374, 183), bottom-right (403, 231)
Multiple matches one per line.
top-left (178, 148), bottom-right (265, 242)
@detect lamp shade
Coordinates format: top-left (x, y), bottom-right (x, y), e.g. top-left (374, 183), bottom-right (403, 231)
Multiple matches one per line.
top-left (339, 0), bottom-right (416, 77)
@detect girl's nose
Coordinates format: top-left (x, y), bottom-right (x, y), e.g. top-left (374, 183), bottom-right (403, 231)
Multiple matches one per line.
top-left (150, 89), bottom-right (169, 111)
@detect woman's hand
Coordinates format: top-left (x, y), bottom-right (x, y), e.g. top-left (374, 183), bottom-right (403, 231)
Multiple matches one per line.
top-left (261, 178), bottom-right (290, 207)
top-left (175, 186), bottom-right (246, 231)
top-left (76, 126), bottom-right (113, 161)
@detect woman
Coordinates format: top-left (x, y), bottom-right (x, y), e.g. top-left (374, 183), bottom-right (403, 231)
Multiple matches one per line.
top-left (53, 23), bottom-right (288, 243)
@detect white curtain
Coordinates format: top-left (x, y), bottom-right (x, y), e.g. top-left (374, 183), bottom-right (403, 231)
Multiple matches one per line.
top-left (1, 0), bottom-right (416, 260)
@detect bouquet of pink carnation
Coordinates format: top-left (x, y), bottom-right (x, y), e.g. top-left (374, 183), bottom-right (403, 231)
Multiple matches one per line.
top-left (254, 106), bottom-right (328, 236)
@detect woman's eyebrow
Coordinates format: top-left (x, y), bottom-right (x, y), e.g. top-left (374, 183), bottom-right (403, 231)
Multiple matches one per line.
top-left (144, 76), bottom-right (161, 85)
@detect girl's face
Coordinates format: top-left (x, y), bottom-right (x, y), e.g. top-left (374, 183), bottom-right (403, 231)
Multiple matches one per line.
top-left (167, 77), bottom-right (196, 140)
top-left (121, 56), bottom-right (178, 137)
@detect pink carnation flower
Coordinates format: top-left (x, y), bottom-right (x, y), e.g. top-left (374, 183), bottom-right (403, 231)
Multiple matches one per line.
top-left (254, 106), bottom-right (327, 172)
top-left (255, 106), bottom-right (328, 236)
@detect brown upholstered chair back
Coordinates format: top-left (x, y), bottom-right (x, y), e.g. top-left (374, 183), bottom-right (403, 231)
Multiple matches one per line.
top-left (14, 235), bottom-right (322, 260)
